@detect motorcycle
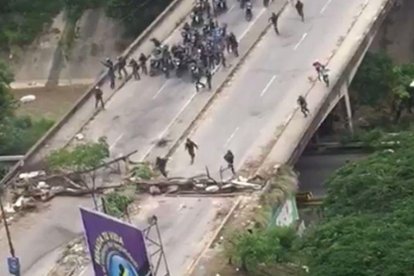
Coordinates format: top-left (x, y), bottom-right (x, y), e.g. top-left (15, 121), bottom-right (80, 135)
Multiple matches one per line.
top-left (245, 4), bottom-right (253, 21)
top-left (320, 68), bottom-right (330, 87)
top-left (214, 0), bottom-right (228, 14)
top-left (191, 12), bottom-right (203, 27)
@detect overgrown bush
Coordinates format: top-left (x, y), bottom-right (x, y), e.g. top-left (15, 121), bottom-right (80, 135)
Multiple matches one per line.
top-left (104, 191), bottom-right (133, 218)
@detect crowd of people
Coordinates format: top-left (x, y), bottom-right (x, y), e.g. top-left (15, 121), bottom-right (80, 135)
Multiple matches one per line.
top-left (92, 0), bottom-right (332, 177)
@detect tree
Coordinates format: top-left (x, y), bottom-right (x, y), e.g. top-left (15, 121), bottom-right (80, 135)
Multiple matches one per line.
top-left (47, 137), bottom-right (110, 208)
top-left (297, 130), bottom-right (414, 276)
top-left (300, 213), bottom-right (414, 276)
top-left (226, 226), bottom-right (299, 275)
top-left (104, 0), bottom-right (172, 37)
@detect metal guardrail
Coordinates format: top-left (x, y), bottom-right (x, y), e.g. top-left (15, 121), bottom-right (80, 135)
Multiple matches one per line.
top-left (0, 0), bottom-right (189, 187)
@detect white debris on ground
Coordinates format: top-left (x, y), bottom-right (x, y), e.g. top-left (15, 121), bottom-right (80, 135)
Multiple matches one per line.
top-left (19, 94), bottom-right (36, 103)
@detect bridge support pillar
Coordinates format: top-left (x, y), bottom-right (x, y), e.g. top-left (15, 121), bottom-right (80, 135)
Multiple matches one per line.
top-left (341, 85), bottom-right (354, 134)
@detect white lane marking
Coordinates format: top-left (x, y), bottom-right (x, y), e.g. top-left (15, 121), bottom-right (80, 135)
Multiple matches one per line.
top-left (152, 81), bottom-right (169, 99)
top-left (240, 8), bottom-right (266, 40)
top-left (109, 133), bottom-right (124, 150)
top-left (260, 75), bottom-right (277, 97)
top-left (320, 0), bottom-right (333, 14)
top-left (139, 92), bottom-right (198, 161)
top-left (224, 126), bottom-right (240, 148)
top-left (294, 33), bottom-right (308, 50)
top-left (228, 4), bottom-right (236, 13)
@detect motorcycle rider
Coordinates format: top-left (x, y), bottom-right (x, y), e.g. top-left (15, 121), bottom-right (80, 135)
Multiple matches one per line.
top-left (245, 0), bottom-right (253, 20)
top-left (312, 61), bottom-right (327, 81)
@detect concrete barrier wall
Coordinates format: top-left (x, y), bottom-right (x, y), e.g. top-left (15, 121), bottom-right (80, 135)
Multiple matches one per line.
top-left (0, 0), bottom-right (194, 187)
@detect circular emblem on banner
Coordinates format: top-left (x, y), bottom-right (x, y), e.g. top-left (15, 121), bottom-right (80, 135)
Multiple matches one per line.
top-left (94, 231), bottom-right (142, 276)
top-left (107, 252), bottom-right (139, 276)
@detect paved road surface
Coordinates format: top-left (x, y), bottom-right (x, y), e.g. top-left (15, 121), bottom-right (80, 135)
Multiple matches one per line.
top-left (0, 2), bottom-right (274, 275)
top-left (81, 1), bottom-right (272, 162)
top-left (81, 0), bottom-right (372, 275)
top-left (0, 0), bottom-right (378, 275)
top-left (167, 0), bottom-right (370, 179)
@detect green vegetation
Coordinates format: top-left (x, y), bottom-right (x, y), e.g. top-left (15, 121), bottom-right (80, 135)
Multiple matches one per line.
top-left (47, 137), bottom-right (109, 208)
top-left (0, 0), bottom-right (63, 50)
top-left (351, 52), bottom-right (414, 125)
top-left (103, 191), bottom-right (133, 218)
top-left (0, 0), bottom-right (173, 52)
top-left (0, 61), bottom-right (54, 179)
top-left (105, 0), bottom-right (173, 37)
top-left (226, 131), bottom-right (414, 276)
top-left (47, 137), bottom-right (109, 172)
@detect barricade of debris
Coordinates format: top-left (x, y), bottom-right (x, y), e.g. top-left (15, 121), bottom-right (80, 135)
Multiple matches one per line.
top-left (2, 152), bottom-right (265, 220)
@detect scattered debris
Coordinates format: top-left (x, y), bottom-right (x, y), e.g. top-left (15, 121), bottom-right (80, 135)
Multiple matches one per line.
top-left (75, 133), bottom-right (85, 140)
top-left (19, 94), bottom-right (36, 103)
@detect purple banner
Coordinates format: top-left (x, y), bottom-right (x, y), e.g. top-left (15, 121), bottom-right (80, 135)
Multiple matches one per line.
top-left (80, 208), bottom-right (151, 276)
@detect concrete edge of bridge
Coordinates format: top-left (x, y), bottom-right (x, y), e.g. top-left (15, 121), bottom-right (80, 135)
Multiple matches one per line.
top-left (0, 0), bottom-right (194, 187)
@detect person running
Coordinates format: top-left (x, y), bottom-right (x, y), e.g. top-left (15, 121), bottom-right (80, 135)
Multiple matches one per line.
top-left (155, 156), bottom-right (168, 177)
top-left (184, 138), bottom-right (199, 164)
top-left (94, 86), bottom-right (105, 109)
top-left (269, 12), bottom-right (280, 35)
top-left (224, 150), bottom-right (235, 175)
top-left (297, 95), bottom-right (309, 117)
top-left (295, 0), bottom-right (304, 22)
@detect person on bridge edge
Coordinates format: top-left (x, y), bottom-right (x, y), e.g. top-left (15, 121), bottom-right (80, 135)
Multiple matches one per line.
top-left (129, 58), bottom-right (141, 80)
top-left (297, 95), bottom-right (309, 117)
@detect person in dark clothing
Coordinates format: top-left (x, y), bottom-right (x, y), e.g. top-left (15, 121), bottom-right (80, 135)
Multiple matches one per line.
top-left (297, 95), bottom-right (309, 117)
top-left (139, 53), bottom-right (148, 75)
top-left (184, 138), bottom-right (198, 164)
top-left (269, 12), bottom-right (280, 35)
top-left (117, 56), bottom-right (128, 79)
top-left (295, 0), bottom-right (304, 22)
top-left (155, 156), bottom-right (168, 177)
top-left (94, 86), bottom-right (104, 109)
top-left (220, 52), bottom-right (227, 67)
top-left (205, 69), bottom-right (212, 90)
top-left (102, 58), bottom-right (116, 89)
top-left (224, 150), bottom-right (235, 175)
top-left (129, 58), bottom-right (140, 80)
top-left (228, 32), bottom-right (239, 57)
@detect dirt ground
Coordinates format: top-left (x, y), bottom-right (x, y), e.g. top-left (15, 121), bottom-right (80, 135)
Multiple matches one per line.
top-left (12, 85), bottom-right (88, 120)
